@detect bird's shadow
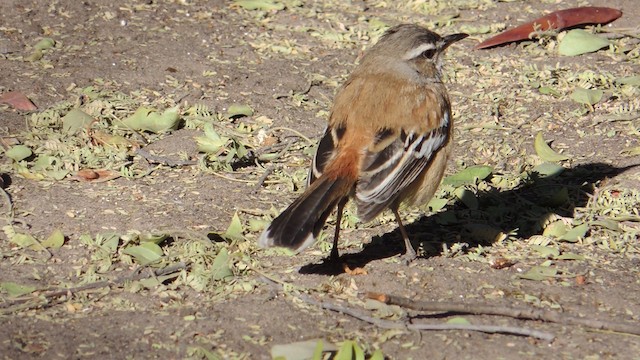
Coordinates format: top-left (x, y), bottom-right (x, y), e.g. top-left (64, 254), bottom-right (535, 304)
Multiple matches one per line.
top-left (299, 162), bottom-right (637, 275)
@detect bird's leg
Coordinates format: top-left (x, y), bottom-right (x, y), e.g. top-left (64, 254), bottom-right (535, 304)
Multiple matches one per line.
top-left (392, 207), bottom-right (417, 262)
top-left (329, 198), bottom-right (348, 262)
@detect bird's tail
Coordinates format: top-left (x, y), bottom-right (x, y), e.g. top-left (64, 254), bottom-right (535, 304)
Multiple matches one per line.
top-left (258, 175), bottom-right (353, 252)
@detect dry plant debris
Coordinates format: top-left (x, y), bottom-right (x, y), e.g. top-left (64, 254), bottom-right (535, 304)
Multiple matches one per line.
top-left (0, 0), bottom-right (639, 358)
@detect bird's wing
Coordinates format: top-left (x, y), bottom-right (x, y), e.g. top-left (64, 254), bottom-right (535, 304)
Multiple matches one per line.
top-left (355, 111), bottom-right (450, 221)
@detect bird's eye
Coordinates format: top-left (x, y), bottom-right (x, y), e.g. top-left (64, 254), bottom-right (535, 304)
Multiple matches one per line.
top-left (421, 48), bottom-right (437, 58)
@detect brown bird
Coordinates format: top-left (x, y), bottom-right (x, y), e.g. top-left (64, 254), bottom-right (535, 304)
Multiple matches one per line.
top-left (259, 24), bottom-right (467, 262)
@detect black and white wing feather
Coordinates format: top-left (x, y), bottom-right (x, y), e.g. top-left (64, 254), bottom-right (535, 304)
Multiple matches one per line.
top-left (356, 112), bottom-right (450, 221)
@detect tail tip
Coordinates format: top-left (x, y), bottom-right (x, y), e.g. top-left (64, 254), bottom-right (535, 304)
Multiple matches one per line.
top-left (256, 226), bottom-right (318, 254)
top-left (257, 228), bottom-right (274, 249)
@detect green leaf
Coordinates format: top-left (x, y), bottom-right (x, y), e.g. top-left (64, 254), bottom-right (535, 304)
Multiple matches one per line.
top-left (559, 223), bottom-right (589, 242)
top-left (62, 108), bottom-right (94, 133)
top-left (442, 165), bottom-right (493, 187)
top-left (534, 132), bottom-right (569, 162)
top-left (543, 220), bottom-right (568, 238)
top-left (139, 233), bottom-right (169, 245)
top-left (539, 86), bottom-right (560, 96)
top-left (122, 242), bottom-right (163, 265)
top-left (224, 212), bottom-right (244, 241)
top-left (41, 229), bottom-right (65, 249)
top-left (558, 29), bottom-right (610, 56)
top-left (8, 232), bottom-right (39, 249)
top-left (532, 162), bottom-right (565, 178)
top-left (0, 282), bottom-right (37, 297)
top-left (46, 169), bottom-right (70, 181)
top-left (6, 145), bottom-right (32, 162)
top-left (312, 339), bottom-right (324, 360)
top-left (519, 266), bottom-right (557, 281)
top-left (426, 197), bottom-right (448, 212)
top-left (271, 339), bottom-right (331, 360)
top-left (121, 105), bottom-right (180, 133)
top-left (615, 76), bottom-right (640, 86)
top-left (353, 342), bottom-right (365, 360)
top-left (234, 0), bottom-right (285, 11)
top-left (370, 349), bottom-right (385, 360)
top-left (570, 88), bottom-right (603, 106)
top-left (211, 248), bottom-right (233, 281)
top-left (226, 104), bottom-right (254, 118)
top-left (621, 146), bottom-right (640, 156)
top-left (454, 188), bottom-right (478, 210)
top-left (335, 341), bottom-right (355, 360)
top-left (591, 219), bottom-right (620, 231)
top-left (196, 123), bottom-right (229, 153)
top-left (33, 37), bottom-right (55, 51)
top-left (531, 245), bottom-right (560, 258)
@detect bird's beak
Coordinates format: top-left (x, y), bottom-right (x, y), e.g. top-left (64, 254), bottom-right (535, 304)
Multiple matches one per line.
top-left (442, 33), bottom-right (469, 49)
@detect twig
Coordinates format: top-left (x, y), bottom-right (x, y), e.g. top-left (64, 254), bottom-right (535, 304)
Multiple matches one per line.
top-left (407, 323), bottom-right (554, 340)
top-left (297, 294), bottom-right (407, 330)
top-left (274, 79), bottom-right (320, 99)
top-left (252, 165), bottom-right (275, 193)
top-left (136, 148), bottom-right (197, 167)
top-left (268, 126), bottom-right (315, 145)
top-left (0, 262), bottom-right (190, 311)
top-left (296, 294), bottom-right (555, 341)
top-left (368, 292), bottom-right (640, 337)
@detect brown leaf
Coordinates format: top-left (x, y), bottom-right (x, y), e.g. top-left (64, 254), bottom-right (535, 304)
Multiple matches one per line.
top-left (0, 91), bottom-right (38, 111)
top-left (74, 169), bottom-right (121, 182)
top-left (490, 257), bottom-right (516, 269)
top-left (343, 263), bottom-right (367, 275)
top-left (475, 7), bottom-right (622, 50)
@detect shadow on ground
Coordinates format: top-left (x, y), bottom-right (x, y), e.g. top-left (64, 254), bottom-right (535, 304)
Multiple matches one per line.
top-left (300, 162), bottom-right (637, 275)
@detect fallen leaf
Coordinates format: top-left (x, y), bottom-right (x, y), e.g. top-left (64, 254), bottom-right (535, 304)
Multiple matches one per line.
top-left (122, 242), bottom-right (163, 265)
top-left (121, 105), bottom-right (180, 133)
top-left (41, 229), bottom-right (65, 249)
top-left (62, 108), bottom-right (94, 133)
top-left (344, 264), bottom-right (368, 275)
top-left (0, 91), bottom-right (37, 110)
top-left (5, 145), bottom-right (32, 162)
top-left (442, 165), bottom-right (493, 187)
top-left (0, 282), bottom-right (36, 297)
top-left (33, 37), bottom-right (55, 51)
top-left (211, 248), bottom-right (233, 281)
top-left (491, 257), bottom-right (515, 269)
top-left (558, 29), bottom-right (610, 56)
top-left (475, 7), bottom-right (622, 49)
top-left (532, 162), bottom-right (565, 178)
top-left (519, 266), bottom-right (557, 281)
top-left (224, 212), bottom-right (244, 241)
top-left (271, 339), bottom-right (335, 360)
top-left (559, 223), bottom-right (589, 242)
top-left (570, 88), bottom-right (603, 106)
top-left (73, 169), bottom-right (121, 182)
top-left (534, 132), bottom-right (570, 162)
top-left (226, 103), bottom-right (254, 119)
top-left (233, 0), bottom-right (285, 11)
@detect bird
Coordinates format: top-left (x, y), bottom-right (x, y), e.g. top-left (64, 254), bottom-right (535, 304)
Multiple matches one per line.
top-left (258, 24), bottom-right (467, 263)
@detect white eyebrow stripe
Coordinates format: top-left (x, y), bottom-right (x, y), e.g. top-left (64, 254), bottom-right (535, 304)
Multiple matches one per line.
top-left (402, 43), bottom-right (436, 60)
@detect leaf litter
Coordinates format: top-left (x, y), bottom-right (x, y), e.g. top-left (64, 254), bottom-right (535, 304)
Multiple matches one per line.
top-left (1, 0), bottom-right (640, 358)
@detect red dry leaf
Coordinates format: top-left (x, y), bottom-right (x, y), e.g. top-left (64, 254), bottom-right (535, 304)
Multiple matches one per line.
top-left (475, 6), bottom-right (622, 50)
top-left (0, 91), bottom-right (38, 111)
top-left (74, 169), bottom-right (120, 182)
